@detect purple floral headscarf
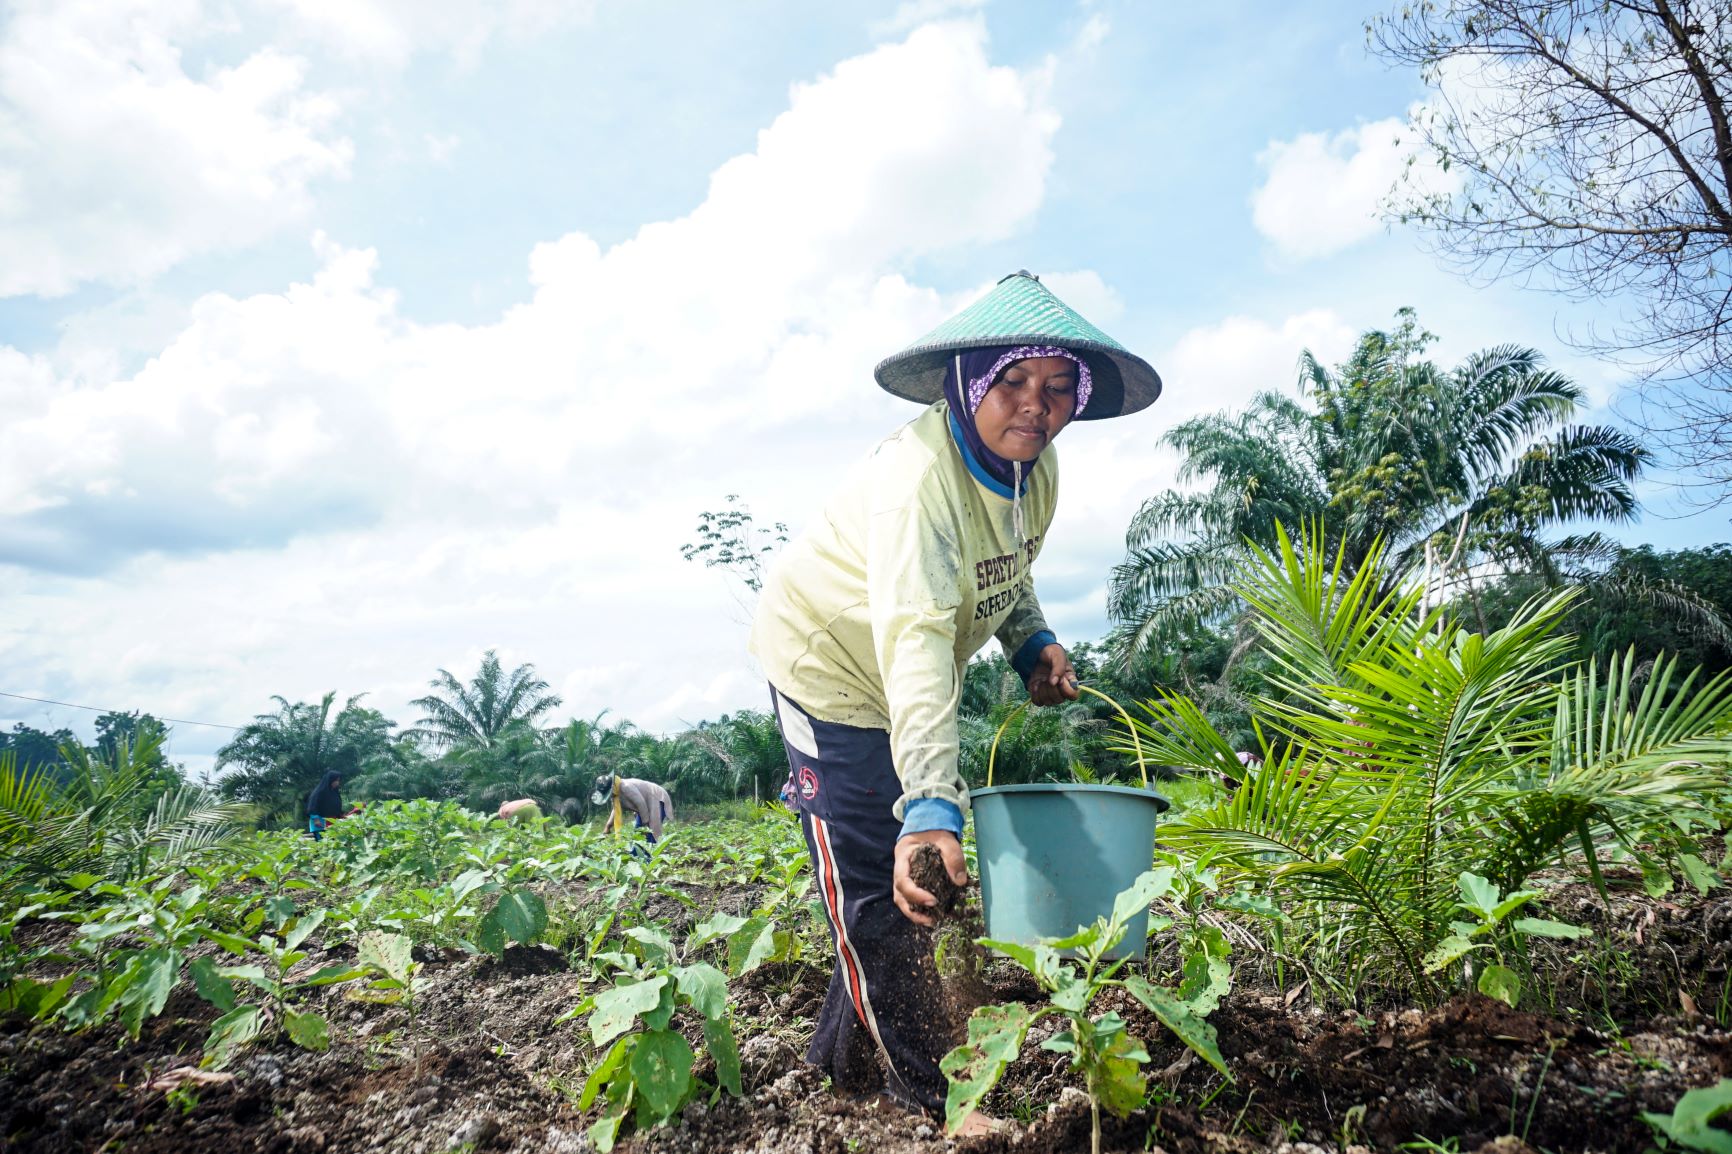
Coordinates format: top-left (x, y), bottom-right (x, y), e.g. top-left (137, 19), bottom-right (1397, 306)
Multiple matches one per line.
top-left (963, 345), bottom-right (1092, 416)
top-left (942, 345), bottom-right (1091, 491)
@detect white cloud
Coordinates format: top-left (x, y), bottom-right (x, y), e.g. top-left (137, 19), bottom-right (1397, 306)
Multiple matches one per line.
top-left (0, 0), bottom-right (352, 298)
top-left (263, 0), bottom-right (594, 68)
top-left (425, 133), bottom-right (461, 164)
top-left (1161, 309), bottom-right (1357, 422)
top-left (0, 21), bottom-right (1065, 753)
top-left (1251, 113), bottom-right (1460, 262)
top-left (872, 0), bottom-right (987, 37)
top-left (1072, 13), bottom-right (1109, 52)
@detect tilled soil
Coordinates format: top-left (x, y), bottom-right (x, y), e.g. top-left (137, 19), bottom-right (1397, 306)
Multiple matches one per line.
top-left (5, 884), bottom-right (1732, 1153)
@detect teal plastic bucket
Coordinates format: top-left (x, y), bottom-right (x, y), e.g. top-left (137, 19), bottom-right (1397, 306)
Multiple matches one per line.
top-left (970, 783), bottom-right (1169, 959)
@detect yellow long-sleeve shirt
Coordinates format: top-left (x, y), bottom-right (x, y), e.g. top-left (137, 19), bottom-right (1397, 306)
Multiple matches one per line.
top-left (749, 401), bottom-right (1057, 820)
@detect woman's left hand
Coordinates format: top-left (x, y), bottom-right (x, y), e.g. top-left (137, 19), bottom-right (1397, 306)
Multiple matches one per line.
top-left (1027, 643), bottom-right (1079, 706)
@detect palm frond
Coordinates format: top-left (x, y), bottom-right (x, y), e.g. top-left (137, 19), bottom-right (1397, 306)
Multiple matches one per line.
top-left (1450, 346), bottom-right (1580, 480)
top-left (1105, 578), bottom-right (1244, 671)
top-left (1474, 425), bottom-right (1647, 526)
top-left (1233, 523), bottom-right (1427, 697)
top-left (1585, 574), bottom-right (1732, 656)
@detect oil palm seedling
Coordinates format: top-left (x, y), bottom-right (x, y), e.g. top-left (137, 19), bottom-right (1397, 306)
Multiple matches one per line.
top-left (1, 733), bottom-right (250, 888)
top-left (1130, 523), bottom-right (1732, 1001)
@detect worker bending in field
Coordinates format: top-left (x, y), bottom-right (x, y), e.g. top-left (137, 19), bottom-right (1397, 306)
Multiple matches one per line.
top-left (497, 798), bottom-right (543, 823)
top-left (590, 774), bottom-right (673, 843)
top-left (749, 271), bottom-right (1161, 1130)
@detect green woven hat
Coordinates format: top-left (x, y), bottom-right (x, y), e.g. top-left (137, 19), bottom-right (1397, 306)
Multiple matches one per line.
top-left (874, 270), bottom-right (1161, 420)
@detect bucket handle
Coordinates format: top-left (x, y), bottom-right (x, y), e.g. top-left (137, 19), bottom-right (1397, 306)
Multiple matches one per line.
top-left (986, 683), bottom-right (1149, 788)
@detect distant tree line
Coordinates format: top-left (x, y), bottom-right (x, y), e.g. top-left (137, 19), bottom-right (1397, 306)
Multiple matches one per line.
top-left (208, 651), bottom-right (802, 828)
top-left (0, 710), bottom-right (186, 797)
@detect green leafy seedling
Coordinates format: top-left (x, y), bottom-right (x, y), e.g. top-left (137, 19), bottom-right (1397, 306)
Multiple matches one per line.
top-left (477, 887), bottom-right (549, 956)
top-left (351, 930), bottom-right (425, 1059)
top-left (686, 911), bottom-right (793, 977)
top-left (556, 921), bottom-right (745, 1153)
top-left (940, 870), bottom-right (1231, 1154)
top-left (198, 903), bottom-right (365, 1065)
top-left (1421, 872), bottom-right (1588, 1007)
top-left (1642, 1079), bottom-right (1732, 1153)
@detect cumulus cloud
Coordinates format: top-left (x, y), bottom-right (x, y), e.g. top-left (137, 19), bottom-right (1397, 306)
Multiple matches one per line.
top-left (1251, 113), bottom-right (1459, 262)
top-left (0, 21), bottom-right (1066, 745)
top-left (1161, 309), bottom-right (1357, 420)
top-left (262, 0), bottom-right (593, 68)
top-left (872, 0), bottom-right (987, 37)
top-left (424, 133), bottom-right (461, 164)
top-left (0, 0), bottom-right (352, 298)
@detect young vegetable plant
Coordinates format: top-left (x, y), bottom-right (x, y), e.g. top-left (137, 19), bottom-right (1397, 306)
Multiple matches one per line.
top-left (349, 930), bottom-right (426, 1063)
top-left (1421, 872), bottom-right (1589, 1008)
top-left (198, 903), bottom-right (365, 1066)
top-left (687, 906), bottom-right (803, 977)
top-left (940, 870), bottom-right (1231, 1154)
top-left (474, 885), bottom-right (549, 956)
top-left (558, 923), bottom-right (744, 1153)
top-left (1148, 858), bottom-right (1233, 1015)
top-left (43, 875), bottom-right (219, 1039)
top-left (1642, 1079), bottom-right (1732, 1154)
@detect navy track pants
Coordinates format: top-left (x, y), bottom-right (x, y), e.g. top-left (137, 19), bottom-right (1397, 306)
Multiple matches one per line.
top-left (769, 685), bottom-right (953, 1115)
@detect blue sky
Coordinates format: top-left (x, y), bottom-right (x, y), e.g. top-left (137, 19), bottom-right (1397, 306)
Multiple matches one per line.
top-left (2, 0), bottom-right (1725, 774)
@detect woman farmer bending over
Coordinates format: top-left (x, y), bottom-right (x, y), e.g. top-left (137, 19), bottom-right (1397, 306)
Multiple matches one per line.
top-left (590, 773), bottom-right (673, 842)
top-left (750, 272), bottom-right (1161, 1130)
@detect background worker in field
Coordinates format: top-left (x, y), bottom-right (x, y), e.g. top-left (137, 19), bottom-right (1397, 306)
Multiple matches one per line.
top-left (749, 272), bottom-right (1161, 1131)
top-left (304, 770), bottom-right (361, 840)
top-left (590, 773), bottom-right (673, 843)
top-left (497, 798), bottom-right (543, 822)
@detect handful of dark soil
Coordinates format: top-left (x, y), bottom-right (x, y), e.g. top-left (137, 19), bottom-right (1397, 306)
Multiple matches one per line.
top-left (908, 842), bottom-right (962, 918)
top-left (908, 844), bottom-right (996, 1033)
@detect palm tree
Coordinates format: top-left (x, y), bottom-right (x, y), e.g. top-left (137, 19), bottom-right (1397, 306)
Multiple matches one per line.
top-left (351, 742), bottom-right (459, 804)
top-left (673, 711), bottom-right (787, 803)
top-left (457, 711), bottom-right (644, 817)
top-left (1108, 310), bottom-right (1646, 666)
top-left (456, 725), bottom-right (561, 812)
top-left (216, 693), bottom-right (397, 825)
top-left (958, 700), bottom-right (1105, 787)
top-left (408, 650), bottom-right (562, 750)
top-left (1471, 536), bottom-right (1732, 671)
top-left (539, 712), bottom-right (640, 815)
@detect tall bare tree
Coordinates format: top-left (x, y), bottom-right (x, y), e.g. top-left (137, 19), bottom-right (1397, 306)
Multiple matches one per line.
top-left (1372, 1), bottom-right (1732, 501)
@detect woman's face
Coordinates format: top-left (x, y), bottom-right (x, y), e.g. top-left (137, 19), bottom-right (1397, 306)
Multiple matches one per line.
top-left (973, 356), bottom-right (1078, 462)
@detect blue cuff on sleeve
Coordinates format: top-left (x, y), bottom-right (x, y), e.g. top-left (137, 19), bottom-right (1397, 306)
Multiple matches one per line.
top-left (1010, 629), bottom-right (1059, 682)
top-left (898, 797), bottom-right (964, 840)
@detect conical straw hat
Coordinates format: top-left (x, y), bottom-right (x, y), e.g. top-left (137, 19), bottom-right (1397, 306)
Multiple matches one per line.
top-left (873, 270), bottom-right (1161, 420)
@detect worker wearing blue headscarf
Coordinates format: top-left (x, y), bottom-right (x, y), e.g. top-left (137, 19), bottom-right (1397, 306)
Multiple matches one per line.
top-left (305, 771), bottom-right (352, 840)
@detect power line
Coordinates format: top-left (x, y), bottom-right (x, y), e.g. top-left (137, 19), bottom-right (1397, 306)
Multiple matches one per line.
top-left (0, 690), bottom-right (242, 731)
